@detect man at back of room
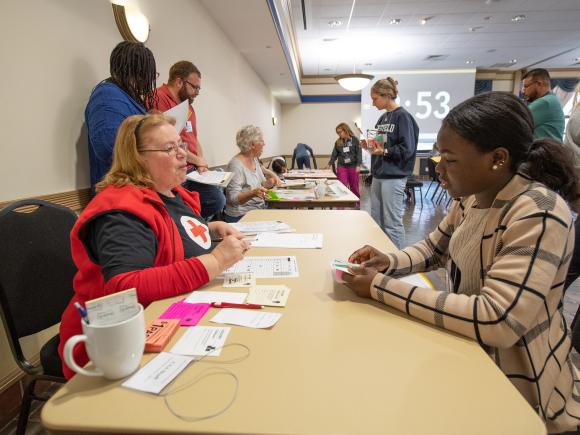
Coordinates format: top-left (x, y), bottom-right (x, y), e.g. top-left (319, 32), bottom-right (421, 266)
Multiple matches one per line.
top-left (522, 68), bottom-right (565, 141)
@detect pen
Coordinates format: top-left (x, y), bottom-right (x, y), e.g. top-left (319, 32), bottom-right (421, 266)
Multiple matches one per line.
top-left (74, 301), bottom-right (90, 324)
top-left (211, 302), bottom-right (262, 309)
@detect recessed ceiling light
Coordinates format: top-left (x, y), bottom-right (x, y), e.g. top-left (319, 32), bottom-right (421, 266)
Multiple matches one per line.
top-left (469, 26), bottom-right (483, 32)
top-left (390, 18), bottom-right (401, 25)
top-left (328, 20), bottom-right (342, 28)
top-left (465, 60), bottom-right (475, 64)
top-left (509, 59), bottom-right (518, 64)
top-left (511, 14), bottom-right (526, 22)
top-left (420, 16), bottom-right (434, 25)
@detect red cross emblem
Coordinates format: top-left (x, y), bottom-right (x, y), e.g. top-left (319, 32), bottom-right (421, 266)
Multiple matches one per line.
top-left (180, 216), bottom-right (210, 249)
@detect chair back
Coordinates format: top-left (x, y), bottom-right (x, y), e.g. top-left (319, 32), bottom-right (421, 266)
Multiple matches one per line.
top-left (427, 158), bottom-right (438, 181)
top-left (0, 199), bottom-right (77, 374)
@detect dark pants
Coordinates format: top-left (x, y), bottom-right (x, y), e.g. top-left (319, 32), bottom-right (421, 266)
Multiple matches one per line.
top-left (296, 155), bottom-right (311, 169)
top-left (182, 179), bottom-right (226, 220)
top-left (224, 213), bottom-right (243, 223)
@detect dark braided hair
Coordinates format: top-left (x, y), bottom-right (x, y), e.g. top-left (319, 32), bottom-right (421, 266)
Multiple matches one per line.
top-left (443, 91), bottom-right (578, 205)
top-left (108, 41), bottom-right (157, 110)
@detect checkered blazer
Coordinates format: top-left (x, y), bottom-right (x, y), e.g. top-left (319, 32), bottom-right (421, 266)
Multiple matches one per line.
top-left (371, 173), bottom-right (579, 432)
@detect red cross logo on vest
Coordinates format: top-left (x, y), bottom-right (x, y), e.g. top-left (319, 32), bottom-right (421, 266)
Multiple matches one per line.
top-left (180, 216), bottom-right (211, 250)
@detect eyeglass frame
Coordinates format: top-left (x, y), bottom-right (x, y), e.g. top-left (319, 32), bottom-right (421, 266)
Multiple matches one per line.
top-left (139, 141), bottom-right (188, 156)
top-left (183, 79), bottom-right (201, 93)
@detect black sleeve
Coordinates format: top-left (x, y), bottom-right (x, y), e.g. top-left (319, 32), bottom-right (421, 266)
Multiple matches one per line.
top-left (291, 149), bottom-right (297, 169)
top-left (86, 212), bottom-right (158, 281)
top-left (329, 144), bottom-right (338, 166)
top-left (353, 137), bottom-right (362, 166)
top-left (306, 145), bottom-right (317, 168)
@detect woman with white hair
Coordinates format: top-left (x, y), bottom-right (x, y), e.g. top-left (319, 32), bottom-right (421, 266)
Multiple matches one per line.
top-left (224, 125), bottom-right (281, 222)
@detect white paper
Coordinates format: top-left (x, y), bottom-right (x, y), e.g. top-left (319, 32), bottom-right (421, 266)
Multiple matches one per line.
top-left (398, 273), bottom-right (434, 289)
top-left (122, 352), bottom-right (193, 395)
top-left (229, 220), bottom-right (291, 234)
top-left (186, 170), bottom-right (232, 187)
top-left (85, 288), bottom-right (139, 326)
top-left (222, 272), bottom-right (256, 287)
top-left (163, 100), bottom-right (189, 134)
top-left (247, 285), bottom-right (290, 307)
top-left (222, 256), bottom-right (299, 278)
top-left (184, 291), bottom-right (247, 305)
top-left (326, 182), bottom-right (348, 197)
top-left (170, 326), bottom-right (230, 356)
top-left (210, 309), bottom-right (282, 329)
top-left (251, 233), bottom-right (323, 249)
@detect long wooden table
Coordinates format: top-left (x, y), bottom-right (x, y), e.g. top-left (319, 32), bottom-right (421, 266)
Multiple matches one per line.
top-left (41, 210), bottom-right (546, 435)
top-left (267, 180), bottom-right (359, 209)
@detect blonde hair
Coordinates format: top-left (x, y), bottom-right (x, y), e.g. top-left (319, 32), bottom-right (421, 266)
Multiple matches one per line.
top-left (335, 122), bottom-right (354, 146)
top-left (371, 77), bottom-right (399, 99)
top-left (96, 114), bottom-right (176, 192)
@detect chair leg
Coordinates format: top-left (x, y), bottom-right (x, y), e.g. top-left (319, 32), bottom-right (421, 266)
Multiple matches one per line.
top-left (17, 377), bottom-right (37, 435)
top-left (424, 181), bottom-right (433, 198)
top-left (430, 184), bottom-right (440, 201)
top-left (417, 188), bottom-right (423, 209)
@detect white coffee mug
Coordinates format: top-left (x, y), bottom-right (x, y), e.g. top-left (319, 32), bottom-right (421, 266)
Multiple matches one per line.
top-left (64, 304), bottom-right (145, 380)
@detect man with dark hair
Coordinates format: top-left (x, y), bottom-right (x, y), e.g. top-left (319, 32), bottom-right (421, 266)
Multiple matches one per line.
top-left (522, 68), bottom-right (565, 141)
top-left (85, 41), bottom-right (157, 191)
top-left (153, 61), bottom-right (226, 220)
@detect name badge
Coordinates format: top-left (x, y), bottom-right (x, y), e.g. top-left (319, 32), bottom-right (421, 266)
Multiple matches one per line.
top-left (344, 157), bottom-right (351, 164)
top-left (342, 146), bottom-right (350, 153)
top-left (185, 121), bottom-right (193, 133)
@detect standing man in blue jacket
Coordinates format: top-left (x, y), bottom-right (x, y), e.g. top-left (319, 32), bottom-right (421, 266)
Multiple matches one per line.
top-left (85, 41), bottom-right (157, 192)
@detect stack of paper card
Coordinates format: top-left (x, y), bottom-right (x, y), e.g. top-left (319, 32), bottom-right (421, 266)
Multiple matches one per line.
top-left (230, 220), bottom-right (292, 234)
top-left (85, 288), bottom-right (139, 326)
top-left (186, 170), bottom-right (233, 187)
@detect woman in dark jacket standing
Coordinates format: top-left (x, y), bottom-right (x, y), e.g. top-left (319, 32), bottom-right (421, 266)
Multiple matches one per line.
top-left (327, 122), bottom-right (362, 199)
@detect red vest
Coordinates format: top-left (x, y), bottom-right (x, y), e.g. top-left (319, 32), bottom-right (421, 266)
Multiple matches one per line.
top-left (58, 185), bottom-right (203, 378)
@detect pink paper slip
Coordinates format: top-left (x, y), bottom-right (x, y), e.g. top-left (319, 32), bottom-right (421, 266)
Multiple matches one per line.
top-left (159, 301), bottom-right (211, 326)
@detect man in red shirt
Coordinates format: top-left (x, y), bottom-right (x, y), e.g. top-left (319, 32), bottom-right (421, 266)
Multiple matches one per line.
top-left (154, 61), bottom-right (226, 219)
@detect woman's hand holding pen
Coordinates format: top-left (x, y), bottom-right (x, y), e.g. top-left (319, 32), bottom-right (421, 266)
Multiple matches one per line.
top-left (212, 235), bottom-right (250, 270)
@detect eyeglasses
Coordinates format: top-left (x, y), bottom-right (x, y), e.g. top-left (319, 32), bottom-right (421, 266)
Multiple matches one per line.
top-left (184, 79), bottom-right (201, 93)
top-left (140, 141), bottom-right (187, 156)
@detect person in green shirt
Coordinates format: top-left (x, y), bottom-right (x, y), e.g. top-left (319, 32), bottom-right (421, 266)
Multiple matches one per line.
top-left (522, 68), bottom-right (565, 141)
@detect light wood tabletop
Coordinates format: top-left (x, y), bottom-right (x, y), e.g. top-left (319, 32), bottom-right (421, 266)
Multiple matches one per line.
top-left (42, 210), bottom-right (546, 435)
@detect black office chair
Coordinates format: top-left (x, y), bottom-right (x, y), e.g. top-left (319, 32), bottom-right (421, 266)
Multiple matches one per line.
top-left (405, 177), bottom-right (424, 208)
top-left (0, 199), bottom-right (77, 435)
top-left (424, 158), bottom-right (440, 200)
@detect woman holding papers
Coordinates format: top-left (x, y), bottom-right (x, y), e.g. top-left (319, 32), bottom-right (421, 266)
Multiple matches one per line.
top-left (345, 92), bottom-right (580, 433)
top-left (224, 125), bottom-right (281, 222)
top-left (58, 114), bottom-right (250, 379)
top-left (326, 122), bottom-right (362, 198)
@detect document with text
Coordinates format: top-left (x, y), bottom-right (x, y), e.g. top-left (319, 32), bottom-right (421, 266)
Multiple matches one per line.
top-left (210, 308), bottom-right (282, 328)
top-left (246, 285), bottom-right (290, 307)
top-left (122, 352), bottom-right (193, 395)
top-left (170, 326), bottom-right (231, 357)
top-left (222, 256), bottom-right (299, 278)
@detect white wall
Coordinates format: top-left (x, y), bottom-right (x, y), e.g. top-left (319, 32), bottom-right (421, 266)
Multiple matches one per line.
top-left (0, 0), bottom-right (280, 386)
top-left (0, 0), bottom-right (281, 203)
top-left (281, 102), bottom-right (360, 157)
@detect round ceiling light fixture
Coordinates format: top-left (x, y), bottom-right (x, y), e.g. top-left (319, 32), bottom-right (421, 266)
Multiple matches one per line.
top-left (112, 3), bottom-right (150, 43)
top-left (335, 73), bottom-right (375, 92)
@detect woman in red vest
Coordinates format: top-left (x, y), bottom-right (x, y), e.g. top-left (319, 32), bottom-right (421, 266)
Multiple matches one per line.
top-left (58, 114), bottom-right (249, 379)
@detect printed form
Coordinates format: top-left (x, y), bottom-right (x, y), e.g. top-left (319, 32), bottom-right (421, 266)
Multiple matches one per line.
top-left (222, 256), bottom-right (299, 278)
top-left (170, 326), bottom-right (231, 357)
